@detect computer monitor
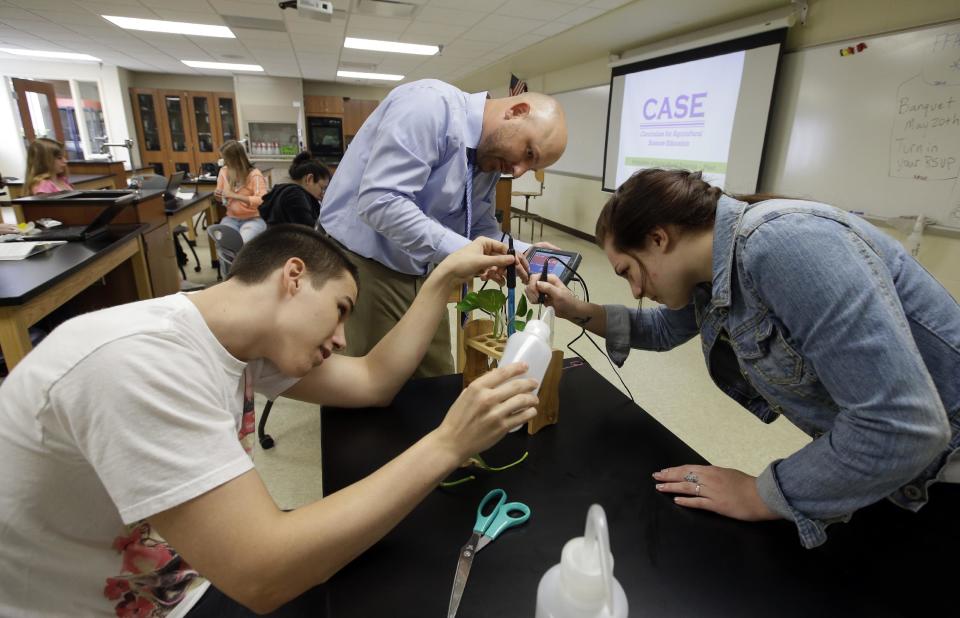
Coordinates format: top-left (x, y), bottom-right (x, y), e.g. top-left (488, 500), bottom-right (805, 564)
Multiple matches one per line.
top-left (164, 171), bottom-right (185, 200)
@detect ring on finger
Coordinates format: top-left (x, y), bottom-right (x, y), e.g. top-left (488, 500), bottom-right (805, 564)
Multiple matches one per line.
top-left (695, 483), bottom-right (702, 497)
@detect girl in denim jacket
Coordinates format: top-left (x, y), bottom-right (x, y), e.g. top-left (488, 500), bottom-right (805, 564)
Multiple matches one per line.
top-left (529, 168), bottom-right (960, 548)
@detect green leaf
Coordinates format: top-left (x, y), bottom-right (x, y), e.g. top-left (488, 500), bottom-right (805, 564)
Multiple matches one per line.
top-left (526, 309), bottom-right (533, 320)
top-left (515, 320), bottom-right (526, 331)
top-left (455, 291), bottom-right (482, 313)
top-left (517, 294), bottom-right (527, 317)
top-left (476, 289), bottom-right (506, 314)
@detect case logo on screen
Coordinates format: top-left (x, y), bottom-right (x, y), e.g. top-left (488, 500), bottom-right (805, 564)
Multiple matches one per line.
top-left (642, 92), bottom-right (707, 121)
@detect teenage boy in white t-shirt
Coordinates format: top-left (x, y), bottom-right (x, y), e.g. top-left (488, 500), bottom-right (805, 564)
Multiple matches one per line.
top-left (0, 224), bottom-right (537, 617)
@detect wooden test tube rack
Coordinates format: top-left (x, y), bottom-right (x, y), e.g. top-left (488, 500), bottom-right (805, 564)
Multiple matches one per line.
top-left (461, 319), bottom-right (562, 435)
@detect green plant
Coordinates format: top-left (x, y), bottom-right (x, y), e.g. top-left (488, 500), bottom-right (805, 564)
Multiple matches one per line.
top-left (456, 288), bottom-right (533, 338)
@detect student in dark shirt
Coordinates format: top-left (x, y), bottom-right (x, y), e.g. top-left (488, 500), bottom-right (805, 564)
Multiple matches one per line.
top-left (259, 152), bottom-right (331, 227)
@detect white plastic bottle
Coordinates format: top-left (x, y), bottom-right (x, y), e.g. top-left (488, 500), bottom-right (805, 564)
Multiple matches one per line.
top-left (499, 307), bottom-right (554, 432)
top-left (535, 504), bottom-right (628, 618)
top-left (500, 306), bottom-right (554, 394)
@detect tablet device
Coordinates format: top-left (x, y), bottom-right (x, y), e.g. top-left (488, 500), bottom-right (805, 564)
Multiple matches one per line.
top-left (526, 247), bottom-right (582, 285)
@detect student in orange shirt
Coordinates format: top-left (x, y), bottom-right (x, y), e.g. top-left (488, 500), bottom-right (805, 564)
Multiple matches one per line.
top-left (215, 140), bottom-right (268, 242)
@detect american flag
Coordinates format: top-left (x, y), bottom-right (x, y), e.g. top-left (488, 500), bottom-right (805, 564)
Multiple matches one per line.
top-left (509, 74), bottom-right (527, 96)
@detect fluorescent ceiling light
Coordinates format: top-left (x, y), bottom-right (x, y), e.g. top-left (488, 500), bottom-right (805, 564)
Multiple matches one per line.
top-left (0, 48), bottom-right (101, 62)
top-left (344, 37), bottom-right (438, 56)
top-left (103, 15), bottom-right (234, 38)
top-left (183, 60), bottom-right (263, 72)
top-left (337, 70), bottom-right (404, 81)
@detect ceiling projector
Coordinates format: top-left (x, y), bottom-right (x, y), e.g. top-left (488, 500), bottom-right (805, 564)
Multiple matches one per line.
top-left (278, 0), bottom-right (333, 22)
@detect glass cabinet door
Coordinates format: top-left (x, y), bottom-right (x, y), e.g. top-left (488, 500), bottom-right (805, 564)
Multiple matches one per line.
top-left (218, 96), bottom-right (236, 143)
top-left (161, 91), bottom-right (197, 175)
top-left (193, 95), bottom-right (214, 153)
top-left (164, 94), bottom-right (188, 152)
top-left (137, 93), bottom-right (162, 151)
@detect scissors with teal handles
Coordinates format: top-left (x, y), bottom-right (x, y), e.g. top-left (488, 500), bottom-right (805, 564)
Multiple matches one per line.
top-left (447, 488), bottom-right (531, 618)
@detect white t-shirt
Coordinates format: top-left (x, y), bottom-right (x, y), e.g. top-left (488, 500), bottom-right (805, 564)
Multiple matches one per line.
top-left (0, 294), bottom-right (299, 617)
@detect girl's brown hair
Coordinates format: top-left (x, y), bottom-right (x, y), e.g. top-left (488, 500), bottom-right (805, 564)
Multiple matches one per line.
top-left (220, 140), bottom-right (254, 188)
top-left (24, 138), bottom-right (66, 195)
top-left (595, 168), bottom-right (781, 252)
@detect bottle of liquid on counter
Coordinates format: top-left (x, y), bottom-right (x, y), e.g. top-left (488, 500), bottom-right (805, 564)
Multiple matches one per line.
top-left (535, 504), bottom-right (628, 618)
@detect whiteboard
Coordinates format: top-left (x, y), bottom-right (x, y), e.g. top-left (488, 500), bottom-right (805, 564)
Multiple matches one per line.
top-left (550, 85), bottom-right (609, 179)
top-left (762, 20), bottom-right (960, 228)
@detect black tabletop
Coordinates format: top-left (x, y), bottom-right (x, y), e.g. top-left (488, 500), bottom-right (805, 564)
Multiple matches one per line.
top-left (319, 364), bottom-right (957, 617)
top-left (0, 224), bottom-right (147, 305)
top-left (165, 191), bottom-right (214, 214)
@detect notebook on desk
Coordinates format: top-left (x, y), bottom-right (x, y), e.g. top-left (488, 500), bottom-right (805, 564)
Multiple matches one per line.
top-left (22, 201), bottom-right (129, 242)
top-left (0, 240), bottom-right (67, 260)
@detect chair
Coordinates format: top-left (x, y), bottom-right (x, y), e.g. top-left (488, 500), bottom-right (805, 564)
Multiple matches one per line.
top-left (205, 224), bottom-right (243, 281)
top-left (510, 169), bottom-right (545, 241)
top-left (172, 225), bottom-right (201, 279)
top-left (206, 223), bottom-right (278, 449)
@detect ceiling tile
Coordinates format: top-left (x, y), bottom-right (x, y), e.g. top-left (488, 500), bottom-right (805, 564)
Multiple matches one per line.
top-left (426, 0), bottom-right (505, 10)
top-left (495, 0), bottom-right (576, 22)
top-left (78, 4), bottom-right (158, 20)
top-left (532, 21), bottom-right (572, 37)
top-left (283, 13), bottom-right (347, 35)
top-left (209, 0), bottom-right (279, 20)
top-left (587, 0), bottom-right (632, 9)
top-left (344, 27), bottom-right (406, 41)
top-left (439, 39), bottom-right (498, 58)
top-left (339, 48), bottom-right (387, 64)
top-left (471, 13), bottom-right (547, 34)
top-left (347, 14), bottom-right (411, 34)
top-left (0, 7), bottom-right (47, 21)
top-left (554, 6), bottom-right (605, 25)
top-left (401, 20), bottom-right (465, 44)
top-left (416, 6), bottom-right (486, 28)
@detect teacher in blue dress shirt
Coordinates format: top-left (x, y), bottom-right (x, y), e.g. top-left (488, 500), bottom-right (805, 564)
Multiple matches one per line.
top-left (319, 79), bottom-right (568, 377)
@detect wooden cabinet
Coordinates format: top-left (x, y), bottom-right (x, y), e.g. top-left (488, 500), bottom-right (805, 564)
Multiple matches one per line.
top-left (344, 99), bottom-right (378, 136)
top-left (304, 95), bottom-right (344, 116)
top-left (130, 88), bottom-right (237, 177)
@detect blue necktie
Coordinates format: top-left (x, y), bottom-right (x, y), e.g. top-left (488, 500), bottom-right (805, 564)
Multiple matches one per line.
top-left (460, 149), bottom-right (476, 327)
top-left (464, 148), bottom-right (476, 238)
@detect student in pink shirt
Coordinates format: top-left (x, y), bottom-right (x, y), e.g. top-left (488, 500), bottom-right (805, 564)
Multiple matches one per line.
top-left (24, 138), bottom-right (74, 195)
top-left (215, 140), bottom-right (268, 242)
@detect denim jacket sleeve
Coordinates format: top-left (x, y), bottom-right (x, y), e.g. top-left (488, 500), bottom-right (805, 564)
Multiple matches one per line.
top-left (742, 213), bottom-right (951, 548)
top-left (603, 303), bottom-right (699, 367)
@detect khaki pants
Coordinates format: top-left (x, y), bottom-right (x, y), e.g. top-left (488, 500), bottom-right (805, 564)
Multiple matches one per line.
top-left (341, 249), bottom-right (454, 378)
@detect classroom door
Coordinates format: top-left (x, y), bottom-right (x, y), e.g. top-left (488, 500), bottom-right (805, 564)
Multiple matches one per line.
top-left (12, 78), bottom-right (65, 147)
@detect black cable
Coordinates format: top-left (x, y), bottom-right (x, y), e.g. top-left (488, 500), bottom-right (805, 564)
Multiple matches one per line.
top-left (533, 256), bottom-right (635, 402)
top-left (476, 230), bottom-right (510, 293)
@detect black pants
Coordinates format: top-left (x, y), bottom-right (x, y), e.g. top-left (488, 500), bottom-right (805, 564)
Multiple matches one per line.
top-left (187, 584), bottom-right (327, 617)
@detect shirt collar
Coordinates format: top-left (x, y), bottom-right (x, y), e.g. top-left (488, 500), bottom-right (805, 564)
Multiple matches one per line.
top-left (710, 194), bottom-right (747, 308)
top-left (464, 91), bottom-right (487, 150)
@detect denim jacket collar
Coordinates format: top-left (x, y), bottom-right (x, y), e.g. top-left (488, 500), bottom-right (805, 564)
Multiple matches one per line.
top-left (709, 195), bottom-right (747, 309)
